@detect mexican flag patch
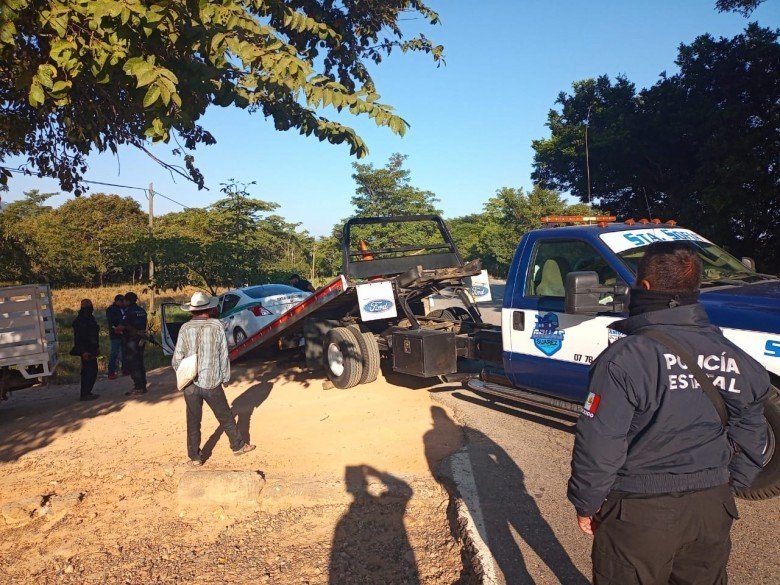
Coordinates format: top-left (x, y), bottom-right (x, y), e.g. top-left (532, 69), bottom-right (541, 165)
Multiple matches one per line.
top-left (582, 392), bottom-right (601, 418)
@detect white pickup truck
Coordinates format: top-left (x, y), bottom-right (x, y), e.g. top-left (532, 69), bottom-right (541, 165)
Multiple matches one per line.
top-left (0, 284), bottom-right (58, 400)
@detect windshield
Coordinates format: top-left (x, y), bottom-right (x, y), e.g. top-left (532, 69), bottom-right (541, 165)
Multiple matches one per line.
top-left (617, 241), bottom-right (756, 285)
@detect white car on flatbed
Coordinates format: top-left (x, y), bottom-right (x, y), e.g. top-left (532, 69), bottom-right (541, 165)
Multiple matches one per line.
top-left (218, 285), bottom-right (312, 347)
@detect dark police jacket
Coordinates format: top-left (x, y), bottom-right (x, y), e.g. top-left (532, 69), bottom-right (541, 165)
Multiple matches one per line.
top-left (72, 310), bottom-right (100, 357)
top-left (122, 302), bottom-right (148, 341)
top-left (106, 303), bottom-right (125, 340)
top-left (568, 303), bottom-right (770, 517)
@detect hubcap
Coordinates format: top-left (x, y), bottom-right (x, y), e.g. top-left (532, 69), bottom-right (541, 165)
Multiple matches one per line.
top-left (235, 330), bottom-right (246, 345)
top-left (327, 342), bottom-right (345, 377)
top-left (762, 419), bottom-right (776, 468)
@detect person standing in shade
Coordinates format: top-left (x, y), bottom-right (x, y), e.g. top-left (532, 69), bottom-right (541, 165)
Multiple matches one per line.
top-left (172, 292), bottom-right (256, 465)
top-left (120, 291), bottom-right (148, 396)
top-left (106, 294), bottom-right (126, 380)
top-left (72, 299), bottom-right (100, 401)
top-left (290, 274), bottom-right (315, 293)
top-left (568, 242), bottom-right (769, 585)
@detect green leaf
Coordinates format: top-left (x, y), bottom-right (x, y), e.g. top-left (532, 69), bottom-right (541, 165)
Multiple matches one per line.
top-left (29, 82), bottom-right (45, 107)
top-left (143, 84), bottom-right (161, 107)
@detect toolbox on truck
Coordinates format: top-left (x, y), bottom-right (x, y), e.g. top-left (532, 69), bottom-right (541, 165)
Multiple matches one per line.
top-left (392, 329), bottom-right (457, 378)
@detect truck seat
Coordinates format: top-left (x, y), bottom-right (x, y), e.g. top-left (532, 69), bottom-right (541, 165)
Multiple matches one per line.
top-left (536, 258), bottom-right (568, 297)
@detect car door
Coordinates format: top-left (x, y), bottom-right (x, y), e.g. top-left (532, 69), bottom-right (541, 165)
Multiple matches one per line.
top-left (503, 238), bottom-right (627, 402)
top-left (160, 303), bottom-right (191, 356)
top-left (218, 293), bottom-right (243, 346)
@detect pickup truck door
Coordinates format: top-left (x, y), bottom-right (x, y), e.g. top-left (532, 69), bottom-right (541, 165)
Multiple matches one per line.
top-left (503, 238), bottom-right (626, 403)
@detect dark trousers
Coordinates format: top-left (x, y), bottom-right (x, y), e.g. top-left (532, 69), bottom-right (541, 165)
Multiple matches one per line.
top-left (80, 357), bottom-right (98, 397)
top-left (184, 384), bottom-right (244, 460)
top-left (124, 339), bottom-right (147, 390)
top-left (592, 484), bottom-right (737, 585)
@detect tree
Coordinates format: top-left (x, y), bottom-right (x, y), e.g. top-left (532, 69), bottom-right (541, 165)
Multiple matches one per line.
top-left (344, 152), bottom-right (442, 255)
top-left (716, 0), bottom-right (765, 16)
top-left (449, 186), bottom-right (595, 277)
top-left (0, 1), bottom-right (443, 193)
top-left (532, 25), bottom-right (780, 271)
top-left (153, 181), bottom-right (313, 292)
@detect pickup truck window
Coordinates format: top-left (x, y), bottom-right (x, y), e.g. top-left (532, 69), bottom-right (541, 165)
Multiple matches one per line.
top-left (526, 240), bottom-right (619, 297)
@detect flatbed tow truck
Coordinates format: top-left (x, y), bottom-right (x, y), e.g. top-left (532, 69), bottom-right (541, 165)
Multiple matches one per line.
top-left (162, 215), bottom-right (500, 388)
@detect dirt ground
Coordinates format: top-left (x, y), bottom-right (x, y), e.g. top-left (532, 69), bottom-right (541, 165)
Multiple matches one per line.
top-left (0, 354), bottom-right (471, 584)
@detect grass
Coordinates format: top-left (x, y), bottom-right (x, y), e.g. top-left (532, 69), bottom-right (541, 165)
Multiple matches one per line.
top-left (52, 285), bottom-right (212, 384)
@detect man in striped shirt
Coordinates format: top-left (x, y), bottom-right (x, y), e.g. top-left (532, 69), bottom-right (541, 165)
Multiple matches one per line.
top-left (173, 292), bottom-right (256, 466)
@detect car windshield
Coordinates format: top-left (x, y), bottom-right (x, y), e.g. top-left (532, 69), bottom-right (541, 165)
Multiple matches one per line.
top-left (617, 241), bottom-right (758, 286)
top-left (243, 285), bottom-right (303, 299)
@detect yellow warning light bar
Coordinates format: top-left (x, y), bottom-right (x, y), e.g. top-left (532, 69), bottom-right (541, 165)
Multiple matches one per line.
top-left (539, 215), bottom-right (617, 225)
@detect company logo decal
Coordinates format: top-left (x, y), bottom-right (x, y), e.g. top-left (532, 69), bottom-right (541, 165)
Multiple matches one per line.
top-left (607, 329), bottom-right (626, 345)
top-left (531, 312), bottom-right (565, 356)
top-left (582, 392), bottom-right (601, 418)
top-left (363, 299), bottom-right (394, 314)
top-left (470, 285), bottom-right (490, 298)
top-left (765, 340), bottom-right (780, 358)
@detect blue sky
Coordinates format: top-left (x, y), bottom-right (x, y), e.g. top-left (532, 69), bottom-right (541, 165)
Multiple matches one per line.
top-left (3, 0), bottom-right (778, 236)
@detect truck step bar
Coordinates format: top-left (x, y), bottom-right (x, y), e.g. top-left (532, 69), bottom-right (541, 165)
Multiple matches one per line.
top-left (466, 378), bottom-right (582, 417)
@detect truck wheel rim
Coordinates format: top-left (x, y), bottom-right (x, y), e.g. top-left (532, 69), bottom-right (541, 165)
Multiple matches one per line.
top-left (327, 343), bottom-right (345, 377)
top-left (763, 420), bottom-right (775, 468)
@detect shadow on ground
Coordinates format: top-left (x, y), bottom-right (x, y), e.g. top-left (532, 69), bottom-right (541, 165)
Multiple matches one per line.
top-left (0, 352), bottom-right (312, 463)
top-left (426, 404), bottom-right (588, 584)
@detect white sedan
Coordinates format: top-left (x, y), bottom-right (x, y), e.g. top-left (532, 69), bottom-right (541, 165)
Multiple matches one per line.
top-left (219, 284), bottom-right (311, 347)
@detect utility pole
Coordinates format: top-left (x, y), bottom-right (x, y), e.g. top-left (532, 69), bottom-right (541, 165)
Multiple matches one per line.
top-left (147, 183), bottom-right (155, 314)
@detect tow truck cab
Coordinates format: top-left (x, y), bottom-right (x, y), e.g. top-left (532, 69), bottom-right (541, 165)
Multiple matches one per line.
top-left (472, 217), bottom-right (780, 500)
top-left (499, 220), bottom-right (780, 399)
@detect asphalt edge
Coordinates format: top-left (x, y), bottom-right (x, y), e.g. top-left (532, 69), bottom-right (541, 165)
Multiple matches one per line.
top-left (439, 446), bottom-right (501, 585)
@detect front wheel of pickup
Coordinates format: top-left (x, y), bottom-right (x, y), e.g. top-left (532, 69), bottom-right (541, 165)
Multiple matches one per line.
top-left (324, 327), bottom-right (363, 389)
top-left (736, 387), bottom-right (780, 500)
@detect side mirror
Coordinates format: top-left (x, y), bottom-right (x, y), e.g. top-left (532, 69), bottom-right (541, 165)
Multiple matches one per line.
top-left (741, 257), bottom-right (756, 271)
top-left (565, 271), bottom-right (628, 315)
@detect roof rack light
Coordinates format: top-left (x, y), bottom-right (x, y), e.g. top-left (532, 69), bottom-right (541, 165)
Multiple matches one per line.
top-left (539, 215), bottom-right (617, 225)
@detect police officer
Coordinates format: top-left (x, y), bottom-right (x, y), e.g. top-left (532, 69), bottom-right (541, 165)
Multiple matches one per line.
top-left (568, 242), bottom-right (769, 585)
top-left (120, 291), bottom-right (148, 396)
top-left (72, 299), bottom-right (100, 401)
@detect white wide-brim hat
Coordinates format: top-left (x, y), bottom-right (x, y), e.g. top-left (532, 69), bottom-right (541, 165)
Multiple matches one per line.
top-left (181, 291), bottom-right (219, 312)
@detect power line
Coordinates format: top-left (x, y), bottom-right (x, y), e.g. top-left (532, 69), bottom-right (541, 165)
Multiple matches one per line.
top-left (0, 165), bottom-right (191, 209)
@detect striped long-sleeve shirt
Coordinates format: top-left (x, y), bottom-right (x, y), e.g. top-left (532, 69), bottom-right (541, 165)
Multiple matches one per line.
top-left (171, 319), bottom-right (230, 389)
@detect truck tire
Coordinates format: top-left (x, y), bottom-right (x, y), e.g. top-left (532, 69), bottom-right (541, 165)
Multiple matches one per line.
top-left (736, 387), bottom-right (780, 500)
top-left (324, 327), bottom-right (364, 389)
top-left (348, 325), bottom-right (380, 385)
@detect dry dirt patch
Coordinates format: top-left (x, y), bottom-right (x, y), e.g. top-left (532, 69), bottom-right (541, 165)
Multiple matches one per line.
top-left (0, 356), bottom-right (470, 584)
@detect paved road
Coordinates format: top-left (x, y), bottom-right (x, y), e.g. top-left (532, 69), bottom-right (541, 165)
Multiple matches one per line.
top-left (433, 281), bottom-right (779, 584)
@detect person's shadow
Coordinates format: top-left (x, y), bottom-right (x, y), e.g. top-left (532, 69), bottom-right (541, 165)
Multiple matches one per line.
top-left (329, 465), bottom-right (419, 585)
top-left (201, 381), bottom-right (272, 460)
top-left (425, 405), bottom-right (588, 584)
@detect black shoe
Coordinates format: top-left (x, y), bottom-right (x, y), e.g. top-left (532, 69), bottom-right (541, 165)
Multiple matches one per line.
top-left (125, 388), bottom-right (147, 397)
top-left (80, 393), bottom-right (99, 401)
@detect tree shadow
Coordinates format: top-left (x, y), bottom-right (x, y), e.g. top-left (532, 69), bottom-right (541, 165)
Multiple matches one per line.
top-left (329, 465), bottom-right (419, 585)
top-left (425, 405), bottom-right (588, 585)
top-left (0, 364), bottom-right (182, 462)
top-left (201, 381), bottom-right (273, 460)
